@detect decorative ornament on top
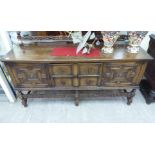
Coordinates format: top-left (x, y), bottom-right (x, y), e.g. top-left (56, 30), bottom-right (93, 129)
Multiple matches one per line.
top-left (101, 31), bottom-right (120, 53)
top-left (68, 31), bottom-right (97, 54)
top-left (127, 31), bottom-right (148, 53)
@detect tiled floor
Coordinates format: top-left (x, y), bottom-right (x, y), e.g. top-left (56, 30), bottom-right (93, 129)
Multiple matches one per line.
top-left (0, 89), bottom-right (155, 123)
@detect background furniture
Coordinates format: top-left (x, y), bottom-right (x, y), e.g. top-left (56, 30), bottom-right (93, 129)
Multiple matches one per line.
top-left (140, 34), bottom-right (155, 104)
top-left (0, 43), bottom-right (152, 107)
top-left (16, 31), bottom-right (104, 47)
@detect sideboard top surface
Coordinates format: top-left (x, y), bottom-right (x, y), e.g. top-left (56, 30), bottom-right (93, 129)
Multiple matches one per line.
top-left (0, 44), bottom-right (153, 63)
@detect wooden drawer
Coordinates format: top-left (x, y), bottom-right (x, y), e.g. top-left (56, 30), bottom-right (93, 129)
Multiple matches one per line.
top-left (54, 78), bottom-right (73, 87)
top-left (5, 63), bottom-right (50, 88)
top-left (49, 64), bottom-right (73, 76)
top-left (79, 77), bottom-right (98, 86)
top-left (49, 64), bottom-right (74, 87)
top-left (101, 62), bottom-right (141, 87)
top-left (78, 63), bottom-right (101, 76)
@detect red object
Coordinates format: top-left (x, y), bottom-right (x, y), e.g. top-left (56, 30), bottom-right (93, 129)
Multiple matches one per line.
top-left (50, 47), bottom-right (100, 57)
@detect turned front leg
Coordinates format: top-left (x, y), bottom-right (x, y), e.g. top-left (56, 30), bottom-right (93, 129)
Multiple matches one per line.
top-left (75, 90), bottom-right (79, 106)
top-left (21, 98), bottom-right (28, 107)
top-left (124, 89), bottom-right (136, 105)
top-left (18, 91), bottom-right (31, 107)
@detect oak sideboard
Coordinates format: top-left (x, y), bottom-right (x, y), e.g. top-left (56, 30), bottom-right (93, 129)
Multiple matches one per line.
top-left (0, 44), bottom-right (152, 107)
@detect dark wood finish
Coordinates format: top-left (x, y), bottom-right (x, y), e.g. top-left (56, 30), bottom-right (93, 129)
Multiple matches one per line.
top-left (139, 79), bottom-right (155, 104)
top-left (75, 90), bottom-right (79, 106)
top-left (124, 89), bottom-right (136, 105)
top-left (140, 34), bottom-right (155, 104)
top-left (17, 90), bottom-right (31, 107)
top-left (145, 35), bottom-right (155, 90)
top-left (101, 62), bottom-right (143, 87)
top-left (0, 44), bottom-right (152, 107)
top-left (1, 44), bottom-right (152, 62)
top-left (5, 63), bottom-right (50, 88)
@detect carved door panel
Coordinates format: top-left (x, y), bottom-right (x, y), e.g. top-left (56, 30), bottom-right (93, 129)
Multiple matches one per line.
top-left (78, 63), bottom-right (102, 86)
top-left (48, 64), bottom-right (74, 87)
top-left (5, 63), bottom-right (50, 88)
top-left (101, 62), bottom-right (141, 87)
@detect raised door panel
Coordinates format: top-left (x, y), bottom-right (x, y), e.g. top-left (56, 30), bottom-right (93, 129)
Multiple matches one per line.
top-left (101, 62), bottom-right (142, 87)
top-left (5, 63), bottom-right (50, 88)
top-left (48, 64), bottom-right (74, 87)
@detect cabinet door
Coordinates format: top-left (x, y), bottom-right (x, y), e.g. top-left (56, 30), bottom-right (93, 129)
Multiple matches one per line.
top-left (48, 64), bottom-right (74, 87)
top-left (101, 62), bottom-right (143, 87)
top-left (5, 63), bottom-right (50, 88)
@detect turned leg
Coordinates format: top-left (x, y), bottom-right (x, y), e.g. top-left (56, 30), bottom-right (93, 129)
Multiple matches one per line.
top-left (124, 89), bottom-right (136, 105)
top-left (146, 99), bottom-right (152, 105)
top-left (18, 91), bottom-right (31, 107)
top-left (75, 90), bottom-right (79, 106)
top-left (22, 98), bottom-right (28, 107)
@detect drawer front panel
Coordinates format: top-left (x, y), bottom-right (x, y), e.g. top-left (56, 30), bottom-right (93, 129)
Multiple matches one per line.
top-left (101, 62), bottom-right (141, 87)
top-left (54, 78), bottom-right (73, 87)
top-left (6, 63), bottom-right (50, 88)
top-left (79, 77), bottom-right (98, 86)
top-left (50, 64), bottom-right (73, 76)
top-left (78, 63), bottom-right (102, 76)
top-left (49, 64), bottom-right (74, 87)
